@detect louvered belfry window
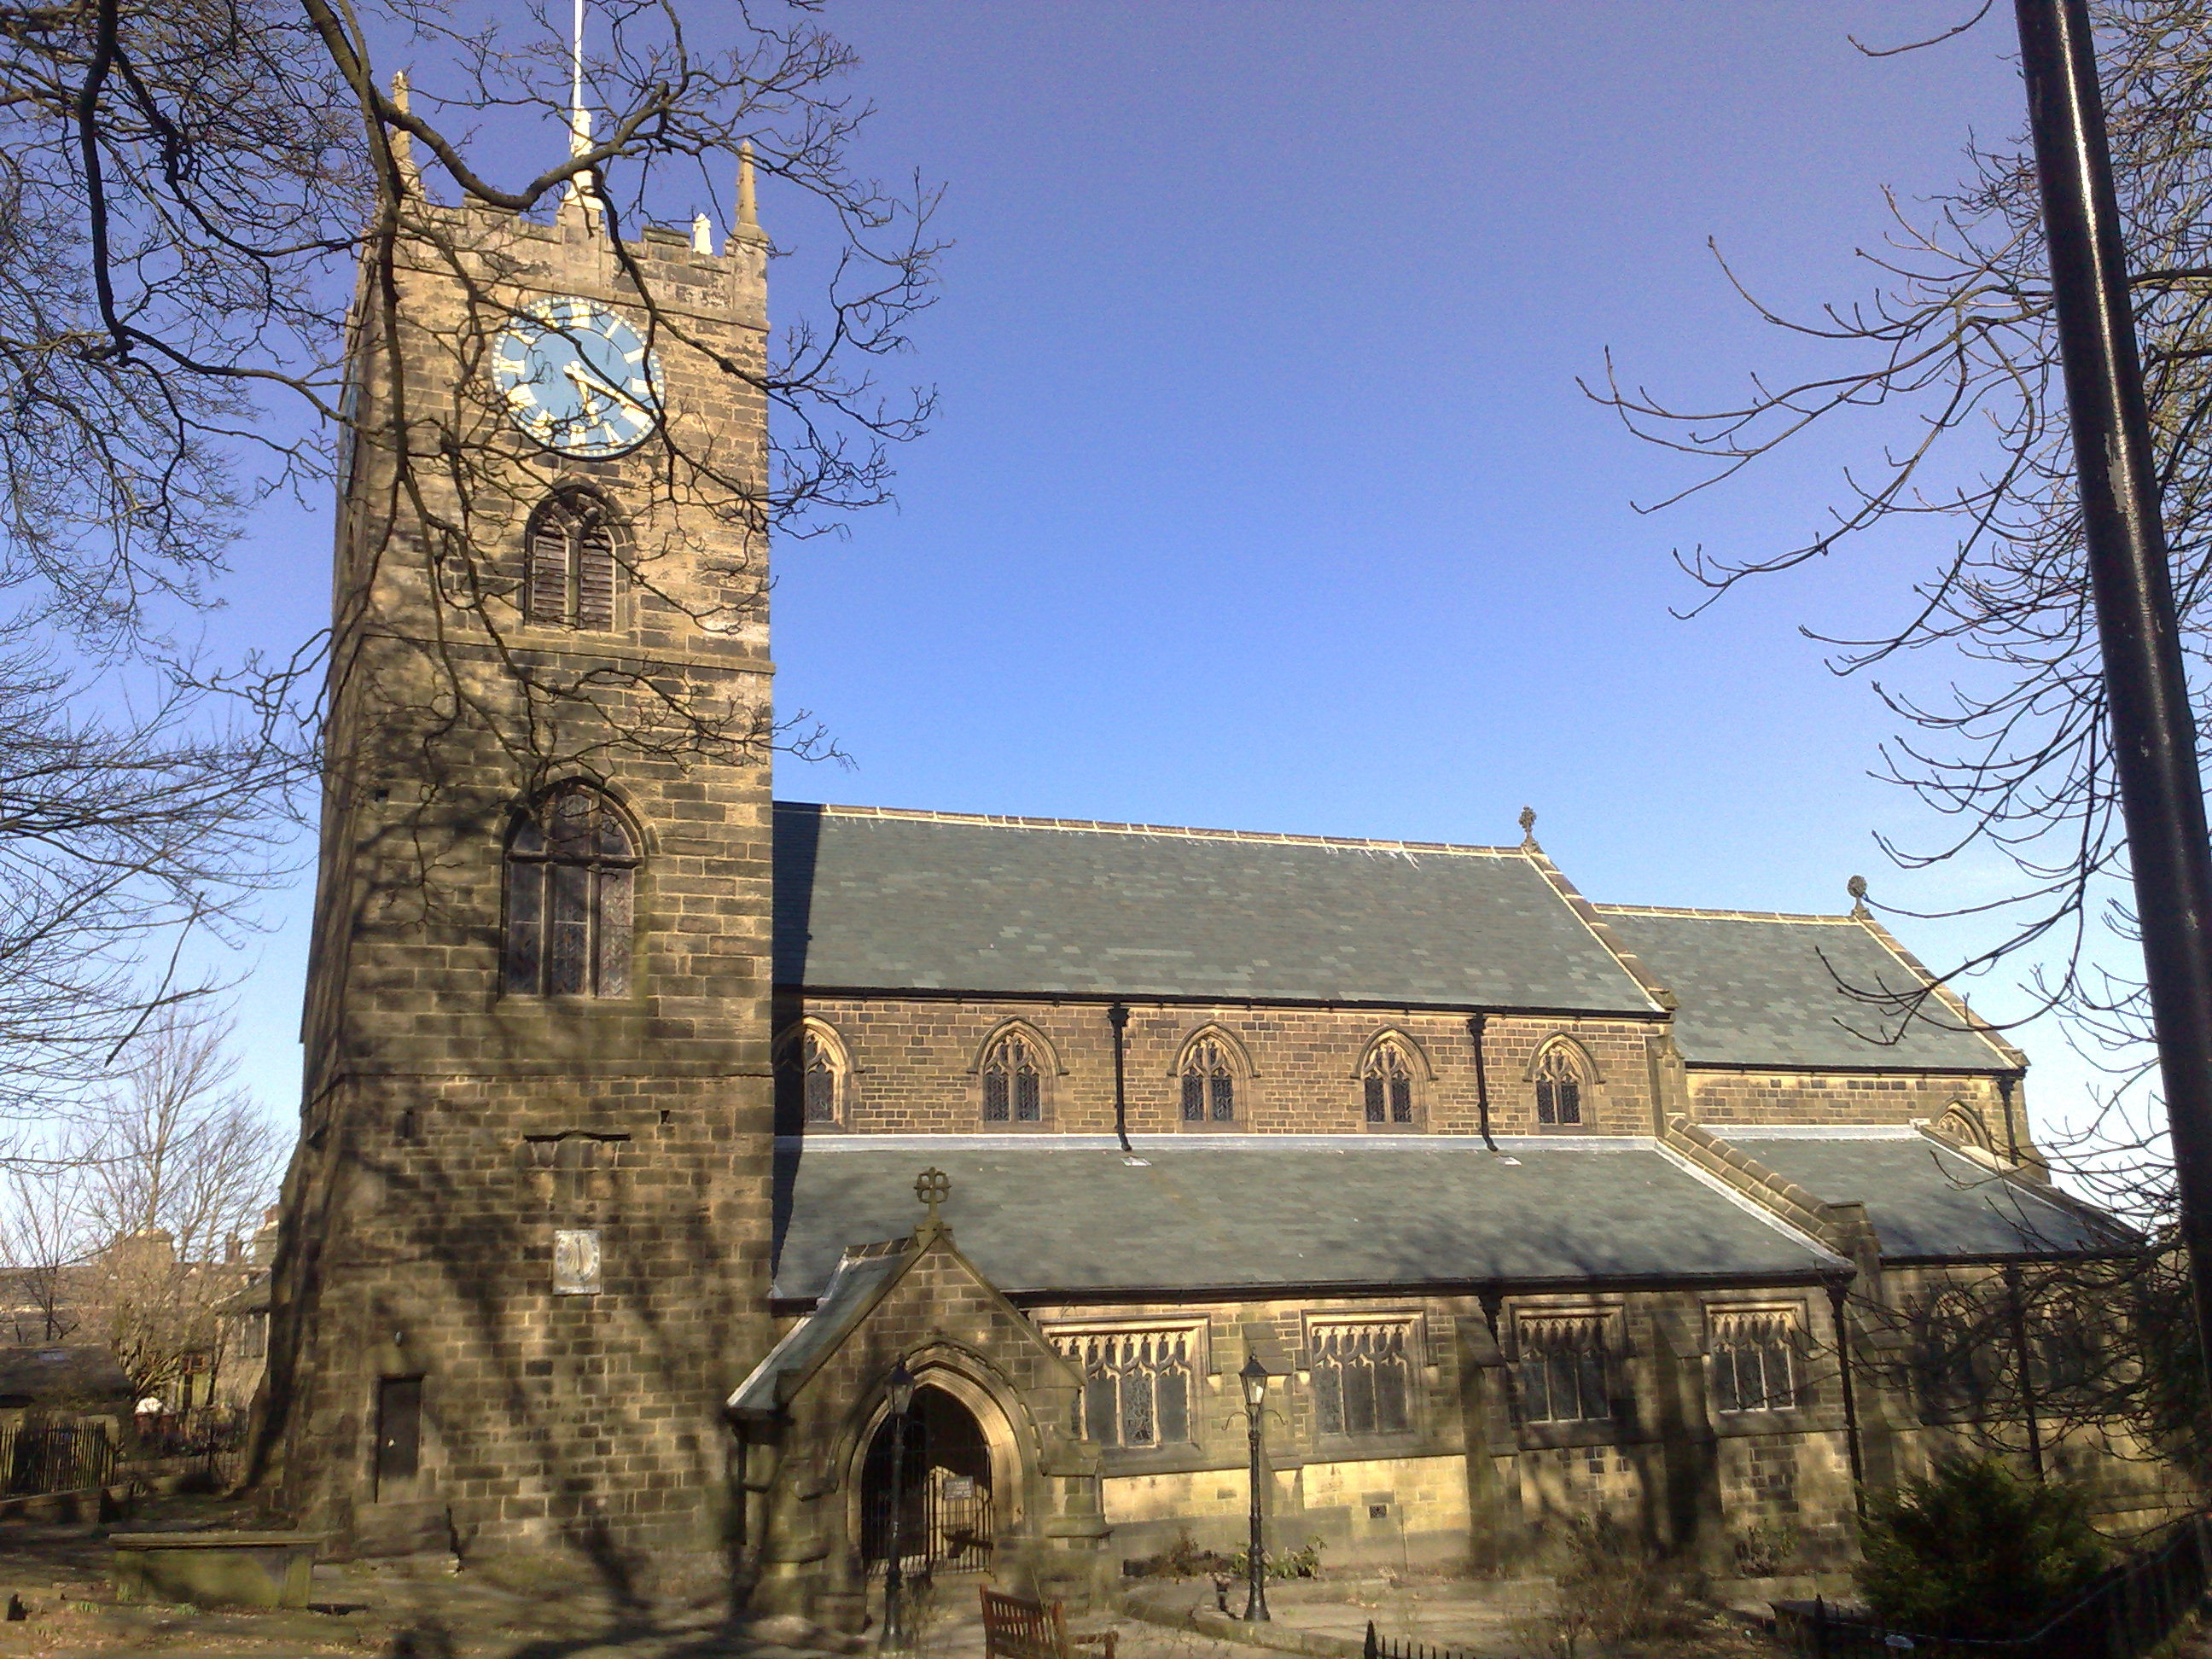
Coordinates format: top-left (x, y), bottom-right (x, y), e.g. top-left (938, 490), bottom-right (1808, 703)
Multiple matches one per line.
top-left (504, 784), bottom-right (637, 998)
top-left (526, 492), bottom-right (617, 630)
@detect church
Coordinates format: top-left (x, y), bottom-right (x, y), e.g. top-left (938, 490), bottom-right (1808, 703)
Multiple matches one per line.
top-left (256, 145), bottom-right (2170, 1615)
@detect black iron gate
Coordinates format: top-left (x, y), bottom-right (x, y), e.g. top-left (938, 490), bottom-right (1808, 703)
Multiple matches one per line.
top-left (859, 1387), bottom-right (996, 1575)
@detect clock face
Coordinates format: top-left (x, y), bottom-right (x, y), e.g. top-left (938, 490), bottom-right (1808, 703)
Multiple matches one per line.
top-left (490, 297), bottom-right (664, 457)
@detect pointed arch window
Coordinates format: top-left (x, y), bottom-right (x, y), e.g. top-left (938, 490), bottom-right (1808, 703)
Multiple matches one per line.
top-left (775, 1022), bottom-right (851, 1128)
top-left (981, 1032), bottom-right (1043, 1123)
top-left (1362, 1039), bottom-right (1416, 1125)
top-left (526, 491), bottom-right (617, 630)
top-left (1534, 1042), bottom-right (1584, 1126)
top-left (504, 784), bottom-right (637, 998)
top-left (1180, 1035), bottom-right (1237, 1124)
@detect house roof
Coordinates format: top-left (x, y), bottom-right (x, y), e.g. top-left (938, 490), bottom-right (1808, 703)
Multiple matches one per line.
top-left (1719, 1128), bottom-right (2124, 1260)
top-left (729, 1242), bottom-right (911, 1415)
top-left (0, 1345), bottom-right (134, 1406)
top-left (1596, 908), bottom-right (2017, 1073)
top-left (772, 803), bottom-right (1659, 1014)
top-left (769, 1134), bottom-right (1846, 1302)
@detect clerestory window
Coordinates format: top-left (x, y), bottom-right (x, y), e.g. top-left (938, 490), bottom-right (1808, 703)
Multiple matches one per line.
top-left (1534, 1042), bottom-right (1584, 1127)
top-left (1362, 1039), bottom-right (1416, 1126)
top-left (1180, 1035), bottom-right (1237, 1124)
top-left (981, 1032), bottom-right (1043, 1123)
top-left (525, 491), bottom-right (617, 630)
top-left (504, 783), bottom-right (637, 998)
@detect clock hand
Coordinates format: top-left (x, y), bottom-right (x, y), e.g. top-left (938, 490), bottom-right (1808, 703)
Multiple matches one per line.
top-left (562, 359), bottom-right (651, 422)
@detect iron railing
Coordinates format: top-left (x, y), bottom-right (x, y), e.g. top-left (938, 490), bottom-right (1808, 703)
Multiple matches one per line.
top-left (1776, 1514), bottom-right (2212, 1659)
top-left (1364, 1621), bottom-right (1481, 1659)
top-left (0, 1423), bottom-right (117, 1495)
top-left (862, 1477), bottom-right (996, 1576)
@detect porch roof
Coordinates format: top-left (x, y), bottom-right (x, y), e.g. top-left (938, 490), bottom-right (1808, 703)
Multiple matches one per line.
top-left (769, 1133), bottom-right (1848, 1302)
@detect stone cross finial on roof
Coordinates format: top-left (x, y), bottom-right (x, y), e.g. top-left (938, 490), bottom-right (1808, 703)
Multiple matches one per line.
top-left (914, 1167), bottom-right (950, 1239)
top-left (1848, 874), bottom-right (1871, 919)
top-left (1518, 806), bottom-right (1538, 848)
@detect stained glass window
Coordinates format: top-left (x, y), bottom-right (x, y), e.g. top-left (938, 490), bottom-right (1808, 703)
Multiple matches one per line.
top-left (1711, 1310), bottom-right (1799, 1413)
top-left (1534, 1044), bottom-right (1584, 1126)
top-left (1516, 1315), bottom-right (1614, 1423)
top-left (1180, 1036), bottom-right (1236, 1123)
top-left (504, 784), bottom-right (637, 998)
top-left (1055, 1330), bottom-right (1194, 1448)
top-left (981, 1033), bottom-right (1043, 1123)
top-left (1312, 1323), bottom-right (1414, 1436)
top-left (1362, 1041), bottom-right (1416, 1125)
top-left (775, 1025), bottom-right (846, 1126)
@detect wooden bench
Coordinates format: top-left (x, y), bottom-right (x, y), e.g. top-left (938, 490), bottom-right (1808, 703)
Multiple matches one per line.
top-left (980, 1586), bottom-right (1116, 1659)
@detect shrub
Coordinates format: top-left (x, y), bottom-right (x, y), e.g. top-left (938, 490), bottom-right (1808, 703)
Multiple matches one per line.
top-left (1857, 1457), bottom-right (2109, 1639)
top-left (1536, 1514), bottom-right (1708, 1651)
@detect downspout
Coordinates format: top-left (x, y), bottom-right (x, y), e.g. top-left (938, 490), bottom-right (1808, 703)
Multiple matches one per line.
top-left (1108, 1004), bottom-right (1135, 1155)
top-left (2004, 1261), bottom-right (2046, 1480)
top-left (1468, 1014), bottom-right (1506, 1157)
top-left (1999, 1072), bottom-right (2023, 1166)
top-left (1825, 1278), bottom-right (1866, 1515)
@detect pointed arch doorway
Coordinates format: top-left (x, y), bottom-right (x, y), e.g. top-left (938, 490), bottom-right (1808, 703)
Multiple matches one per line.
top-left (860, 1383), bottom-right (997, 1577)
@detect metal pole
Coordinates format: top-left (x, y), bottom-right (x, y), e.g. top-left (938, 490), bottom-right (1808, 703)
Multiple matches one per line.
top-left (2013, 0), bottom-right (2212, 1382)
top-left (882, 1400), bottom-right (909, 1649)
top-left (1824, 1280), bottom-right (1866, 1515)
top-left (1244, 1406), bottom-right (1269, 1621)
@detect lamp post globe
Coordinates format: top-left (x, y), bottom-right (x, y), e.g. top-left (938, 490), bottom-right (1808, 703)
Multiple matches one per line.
top-left (1240, 1354), bottom-right (1271, 1622)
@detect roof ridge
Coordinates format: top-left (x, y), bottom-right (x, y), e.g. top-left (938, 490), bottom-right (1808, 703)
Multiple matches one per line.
top-left (1595, 902), bottom-right (1854, 924)
top-left (774, 800), bottom-right (1528, 859)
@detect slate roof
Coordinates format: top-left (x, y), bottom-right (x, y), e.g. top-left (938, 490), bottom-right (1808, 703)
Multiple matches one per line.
top-left (1596, 908), bottom-right (2015, 1072)
top-left (769, 1135), bottom-right (1843, 1302)
top-left (1721, 1128), bottom-right (2125, 1260)
top-left (773, 804), bottom-right (1657, 1012)
top-left (729, 1243), bottom-right (909, 1414)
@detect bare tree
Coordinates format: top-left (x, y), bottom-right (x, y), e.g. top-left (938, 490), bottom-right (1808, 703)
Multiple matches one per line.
top-left (0, 0), bottom-right (938, 1095)
top-left (67, 1008), bottom-right (282, 1400)
top-left (0, 1160), bottom-right (88, 1344)
top-left (1588, 3), bottom-right (2212, 1167)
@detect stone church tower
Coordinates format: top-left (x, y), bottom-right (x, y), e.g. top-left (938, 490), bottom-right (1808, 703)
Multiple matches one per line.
top-left (258, 160), bottom-right (779, 1563)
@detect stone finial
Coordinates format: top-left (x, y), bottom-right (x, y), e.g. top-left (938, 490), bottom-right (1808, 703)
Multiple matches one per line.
top-left (734, 140), bottom-right (762, 240)
top-left (914, 1166), bottom-right (950, 1240)
top-left (388, 71), bottom-right (420, 195)
top-left (1848, 874), bottom-right (1871, 918)
top-left (1517, 806), bottom-right (1538, 848)
top-left (691, 212), bottom-right (713, 254)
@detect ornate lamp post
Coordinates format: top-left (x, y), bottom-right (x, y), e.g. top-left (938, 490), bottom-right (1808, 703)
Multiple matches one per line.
top-left (1239, 1353), bottom-right (1271, 1622)
top-left (881, 1359), bottom-right (917, 1650)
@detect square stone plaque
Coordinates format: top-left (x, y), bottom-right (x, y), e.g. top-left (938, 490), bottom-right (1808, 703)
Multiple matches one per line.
top-left (552, 1228), bottom-right (602, 1295)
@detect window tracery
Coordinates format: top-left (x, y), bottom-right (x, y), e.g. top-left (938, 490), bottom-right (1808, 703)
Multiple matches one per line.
top-left (1311, 1321), bottom-right (1416, 1437)
top-left (775, 1021), bottom-right (851, 1127)
top-left (1534, 1041), bottom-right (1585, 1126)
top-left (1362, 1039), bottom-right (1416, 1125)
top-left (981, 1030), bottom-right (1044, 1123)
top-left (1179, 1034), bottom-right (1237, 1124)
top-left (525, 490), bottom-right (618, 630)
top-left (1051, 1328), bottom-right (1195, 1448)
top-left (504, 783), bottom-right (637, 998)
top-left (1516, 1313), bottom-right (1614, 1423)
top-left (1709, 1308), bottom-right (1801, 1413)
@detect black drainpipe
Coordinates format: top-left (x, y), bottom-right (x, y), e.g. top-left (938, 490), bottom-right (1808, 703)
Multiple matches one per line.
top-left (1109, 1004), bottom-right (1134, 1154)
top-left (1999, 1072), bottom-right (2023, 1165)
top-left (1468, 1013), bottom-right (1501, 1155)
top-left (1825, 1278), bottom-right (1866, 1513)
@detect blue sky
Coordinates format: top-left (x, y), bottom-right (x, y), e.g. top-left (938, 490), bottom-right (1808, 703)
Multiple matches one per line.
top-left (212, 4), bottom-right (2110, 1142)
